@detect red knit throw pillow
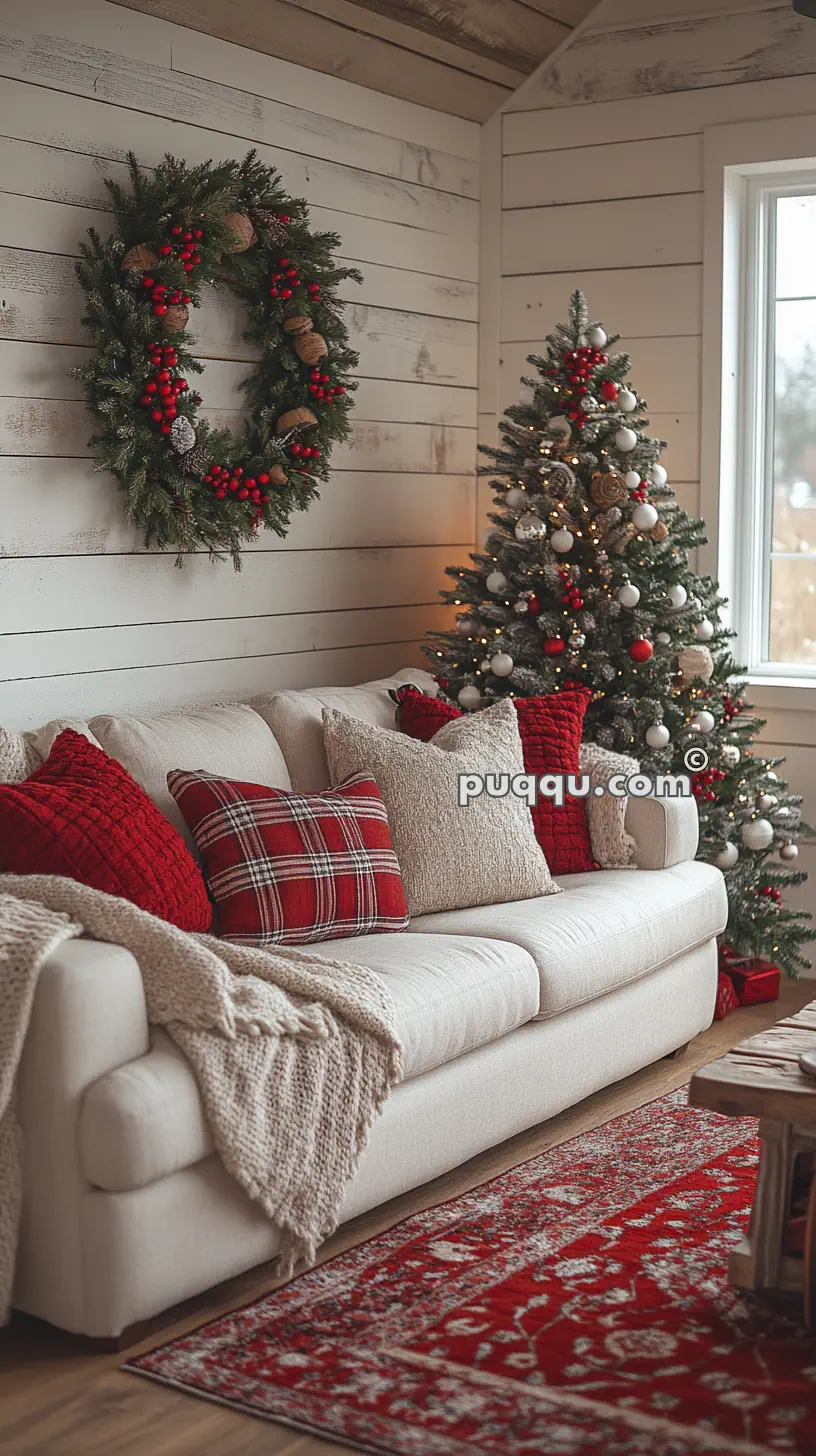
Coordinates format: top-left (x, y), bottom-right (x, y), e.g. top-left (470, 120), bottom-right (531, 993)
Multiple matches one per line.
top-left (0, 729), bottom-right (211, 931)
top-left (395, 686), bottom-right (596, 875)
top-left (168, 769), bottom-right (409, 945)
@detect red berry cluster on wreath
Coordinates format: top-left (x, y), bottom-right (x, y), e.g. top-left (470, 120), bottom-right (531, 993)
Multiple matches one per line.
top-left (692, 767), bottom-right (726, 802)
top-left (139, 341), bottom-right (188, 435)
top-left (159, 224), bottom-right (204, 274)
top-left (559, 567), bottom-right (584, 611)
top-left (309, 367), bottom-right (345, 401)
top-left (722, 693), bottom-right (744, 724)
top-left (288, 442), bottom-right (321, 473)
top-left (141, 276), bottom-right (192, 317)
top-left (203, 464), bottom-right (271, 524)
top-left (268, 257), bottom-right (321, 302)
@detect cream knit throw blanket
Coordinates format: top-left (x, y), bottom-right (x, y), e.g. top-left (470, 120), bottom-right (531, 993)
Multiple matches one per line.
top-left (0, 874), bottom-right (403, 1326)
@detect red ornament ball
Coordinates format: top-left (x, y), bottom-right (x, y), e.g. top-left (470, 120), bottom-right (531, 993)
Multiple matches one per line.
top-left (600, 380), bottom-right (618, 401)
top-left (628, 637), bottom-right (654, 663)
top-left (544, 637), bottom-right (566, 657)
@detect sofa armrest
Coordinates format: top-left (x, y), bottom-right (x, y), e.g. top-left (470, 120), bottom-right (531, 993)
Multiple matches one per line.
top-left (625, 794), bottom-right (700, 870)
top-left (15, 939), bottom-right (149, 1334)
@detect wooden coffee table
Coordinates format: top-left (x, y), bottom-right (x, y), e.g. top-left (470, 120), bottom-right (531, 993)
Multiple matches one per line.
top-left (690, 1001), bottom-right (816, 1325)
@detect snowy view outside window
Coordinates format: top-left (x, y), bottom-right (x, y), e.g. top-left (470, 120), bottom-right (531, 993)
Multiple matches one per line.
top-left (770, 192), bottom-right (816, 665)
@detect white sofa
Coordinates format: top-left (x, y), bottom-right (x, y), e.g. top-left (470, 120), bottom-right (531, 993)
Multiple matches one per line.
top-left (12, 669), bottom-right (728, 1340)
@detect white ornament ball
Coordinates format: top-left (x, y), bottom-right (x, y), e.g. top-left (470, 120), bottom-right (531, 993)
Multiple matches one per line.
top-left (721, 744), bottom-right (741, 768)
top-left (617, 583), bottom-right (641, 608)
top-left (490, 652), bottom-right (514, 678)
top-left (716, 842), bottom-right (739, 870)
top-left (587, 326), bottom-right (607, 348)
top-left (624, 470), bottom-right (641, 490)
top-left (780, 842), bottom-right (799, 862)
top-left (631, 502), bottom-right (658, 531)
top-left (457, 684), bottom-right (481, 710)
top-left (617, 389), bottom-right (637, 413)
top-left (515, 511), bottom-right (546, 542)
top-left (650, 464), bottom-right (668, 487)
top-left (505, 486), bottom-right (527, 510)
top-left (456, 617), bottom-right (479, 635)
top-left (550, 528), bottom-right (574, 553)
top-left (677, 644), bottom-right (714, 682)
top-left (655, 631), bottom-right (672, 645)
top-left (486, 570), bottom-right (508, 594)
top-left (741, 817), bottom-right (774, 851)
top-left (668, 583), bottom-right (688, 609)
top-left (695, 618), bottom-right (715, 642)
top-left (615, 427), bottom-right (638, 452)
top-left (549, 415), bottom-right (572, 441)
top-left (691, 709), bottom-right (716, 734)
top-left (646, 722), bottom-right (670, 749)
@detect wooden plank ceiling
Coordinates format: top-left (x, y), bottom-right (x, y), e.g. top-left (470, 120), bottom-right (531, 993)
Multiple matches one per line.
top-left (111, 0), bottom-right (597, 119)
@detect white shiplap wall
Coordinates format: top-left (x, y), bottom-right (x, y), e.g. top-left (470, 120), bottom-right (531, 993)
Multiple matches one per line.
top-left (0, 0), bottom-right (480, 728)
top-left (494, 0), bottom-right (816, 927)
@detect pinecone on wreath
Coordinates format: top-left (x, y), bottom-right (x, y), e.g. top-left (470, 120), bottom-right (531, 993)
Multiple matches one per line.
top-left (180, 444), bottom-right (212, 475)
top-left (249, 207), bottom-right (289, 241)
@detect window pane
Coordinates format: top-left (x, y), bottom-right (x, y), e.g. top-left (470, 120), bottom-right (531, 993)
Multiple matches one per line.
top-left (773, 298), bottom-right (816, 557)
top-left (769, 556), bottom-right (816, 664)
top-left (776, 194), bottom-right (816, 298)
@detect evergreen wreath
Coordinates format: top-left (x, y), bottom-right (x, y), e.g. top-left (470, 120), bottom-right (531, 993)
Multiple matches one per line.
top-left (75, 151), bottom-right (361, 567)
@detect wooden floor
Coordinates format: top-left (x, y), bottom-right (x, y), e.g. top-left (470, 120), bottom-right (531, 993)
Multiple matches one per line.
top-left (2, 981), bottom-right (813, 1456)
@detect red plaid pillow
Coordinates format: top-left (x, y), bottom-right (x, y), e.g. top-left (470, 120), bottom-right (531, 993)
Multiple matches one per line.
top-left (167, 768), bottom-right (408, 945)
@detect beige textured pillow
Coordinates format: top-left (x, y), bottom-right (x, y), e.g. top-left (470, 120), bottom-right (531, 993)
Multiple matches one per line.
top-left (324, 697), bottom-right (556, 917)
top-left (0, 727), bottom-right (38, 783)
top-left (579, 741), bottom-right (639, 869)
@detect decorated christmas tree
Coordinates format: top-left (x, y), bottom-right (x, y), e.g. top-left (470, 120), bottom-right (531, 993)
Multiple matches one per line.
top-left (425, 291), bottom-right (813, 975)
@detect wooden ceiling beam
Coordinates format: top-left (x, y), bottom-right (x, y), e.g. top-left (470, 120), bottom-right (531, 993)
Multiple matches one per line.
top-left (343, 0), bottom-right (571, 73)
top-left (112, 0), bottom-right (512, 119)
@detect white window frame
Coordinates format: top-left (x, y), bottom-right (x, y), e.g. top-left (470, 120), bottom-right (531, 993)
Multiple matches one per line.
top-left (702, 114), bottom-right (816, 685)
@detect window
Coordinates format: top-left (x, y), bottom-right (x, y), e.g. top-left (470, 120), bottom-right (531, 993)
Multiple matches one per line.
top-left (739, 173), bottom-right (816, 675)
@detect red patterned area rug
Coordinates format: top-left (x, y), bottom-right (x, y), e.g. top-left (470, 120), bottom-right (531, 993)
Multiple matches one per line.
top-left (124, 1090), bottom-right (816, 1454)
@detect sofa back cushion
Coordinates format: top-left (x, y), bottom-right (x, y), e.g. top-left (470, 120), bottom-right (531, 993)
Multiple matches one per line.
top-left (0, 730), bottom-right (212, 932)
top-left (88, 704), bottom-right (291, 849)
top-left (253, 668), bottom-right (437, 793)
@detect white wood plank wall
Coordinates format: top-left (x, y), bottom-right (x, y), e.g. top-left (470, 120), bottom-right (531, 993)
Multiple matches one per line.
top-left (493, 0), bottom-right (816, 948)
top-left (0, 0), bottom-right (480, 728)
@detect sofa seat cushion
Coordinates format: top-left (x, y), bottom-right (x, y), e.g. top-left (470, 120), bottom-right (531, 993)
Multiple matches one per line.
top-left (320, 931), bottom-right (540, 1080)
top-left (79, 933), bottom-right (539, 1192)
top-left (408, 862), bottom-right (728, 1021)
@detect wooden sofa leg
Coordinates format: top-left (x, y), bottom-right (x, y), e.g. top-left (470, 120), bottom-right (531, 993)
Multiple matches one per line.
top-left (663, 1042), bottom-right (690, 1060)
